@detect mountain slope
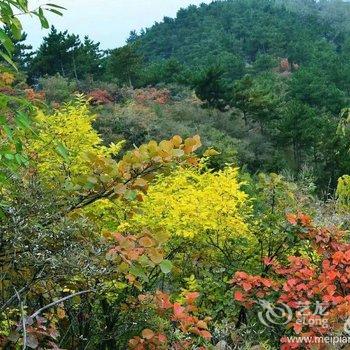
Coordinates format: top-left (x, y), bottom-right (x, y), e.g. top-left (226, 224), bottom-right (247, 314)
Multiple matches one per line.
top-left (131, 0), bottom-right (350, 69)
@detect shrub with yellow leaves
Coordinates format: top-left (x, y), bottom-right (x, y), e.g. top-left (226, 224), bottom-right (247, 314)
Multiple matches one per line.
top-left (28, 99), bottom-right (123, 187)
top-left (2, 93), bottom-right (206, 348)
top-left (0, 72), bottom-right (15, 86)
top-left (337, 175), bottom-right (350, 209)
top-left (129, 166), bottom-right (254, 242)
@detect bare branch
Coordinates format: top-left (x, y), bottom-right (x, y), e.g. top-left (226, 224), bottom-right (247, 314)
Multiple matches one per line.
top-left (29, 289), bottom-right (94, 319)
top-left (1, 266), bottom-right (46, 311)
top-left (14, 288), bottom-right (27, 350)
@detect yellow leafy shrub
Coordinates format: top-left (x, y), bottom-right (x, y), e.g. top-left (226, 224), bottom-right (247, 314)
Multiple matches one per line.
top-left (0, 72), bottom-right (14, 86)
top-left (337, 175), bottom-right (350, 209)
top-left (77, 198), bottom-right (128, 231)
top-left (128, 167), bottom-right (254, 242)
top-left (28, 100), bottom-right (123, 186)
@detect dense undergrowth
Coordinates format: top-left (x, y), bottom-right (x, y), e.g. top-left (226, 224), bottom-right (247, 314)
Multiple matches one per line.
top-left (1, 0), bottom-right (350, 349)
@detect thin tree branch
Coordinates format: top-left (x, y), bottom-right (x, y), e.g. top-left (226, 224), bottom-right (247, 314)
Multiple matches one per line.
top-left (1, 285), bottom-right (26, 311)
top-left (14, 288), bottom-right (27, 350)
top-left (29, 289), bottom-right (94, 319)
top-left (1, 266), bottom-right (46, 311)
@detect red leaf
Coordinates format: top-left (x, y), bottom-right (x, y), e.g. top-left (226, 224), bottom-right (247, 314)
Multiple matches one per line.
top-left (262, 278), bottom-right (272, 287)
top-left (286, 213), bottom-right (297, 225)
top-left (200, 330), bottom-right (212, 340)
top-left (158, 333), bottom-right (167, 343)
top-left (299, 213), bottom-right (311, 226)
top-left (173, 303), bottom-right (185, 319)
top-left (242, 282), bottom-right (252, 291)
top-left (185, 292), bottom-right (199, 304)
top-left (332, 251), bottom-right (344, 263)
top-left (156, 291), bottom-right (173, 309)
top-left (234, 291), bottom-right (245, 302)
top-left (293, 322), bottom-right (302, 334)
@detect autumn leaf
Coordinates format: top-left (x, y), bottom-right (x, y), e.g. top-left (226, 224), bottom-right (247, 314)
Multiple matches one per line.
top-left (158, 333), bottom-right (167, 343)
top-left (286, 213), bottom-right (297, 225)
top-left (293, 322), bottom-right (302, 334)
top-left (200, 330), bottom-right (212, 340)
top-left (148, 247), bottom-right (164, 264)
top-left (173, 302), bottom-right (185, 319)
top-left (242, 282), bottom-right (252, 291)
top-left (141, 329), bottom-right (155, 340)
top-left (139, 236), bottom-right (155, 248)
top-left (56, 307), bottom-right (66, 319)
top-left (171, 135), bottom-right (182, 147)
top-left (185, 292), bottom-right (199, 304)
top-left (203, 148), bottom-right (220, 157)
top-left (197, 320), bottom-right (208, 330)
top-left (234, 291), bottom-right (245, 302)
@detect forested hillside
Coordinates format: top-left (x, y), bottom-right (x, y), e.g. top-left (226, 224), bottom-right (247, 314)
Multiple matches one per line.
top-left (132, 0), bottom-right (349, 67)
top-left (20, 0), bottom-right (350, 192)
top-left (2, 0), bottom-right (350, 349)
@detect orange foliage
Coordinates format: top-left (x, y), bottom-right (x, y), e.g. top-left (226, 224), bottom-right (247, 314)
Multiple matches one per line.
top-left (128, 290), bottom-right (212, 350)
top-left (232, 214), bottom-right (350, 349)
top-left (25, 88), bottom-right (45, 102)
top-left (231, 272), bottom-right (279, 308)
top-left (134, 88), bottom-right (171, 105)
top-left (88, 89), bottom-right (114, 105)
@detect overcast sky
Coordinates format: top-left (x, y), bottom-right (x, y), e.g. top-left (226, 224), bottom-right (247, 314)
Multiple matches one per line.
top-left (23, 0), bottom-right (212, 50)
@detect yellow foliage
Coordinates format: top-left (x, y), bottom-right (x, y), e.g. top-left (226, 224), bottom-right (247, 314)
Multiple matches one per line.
top-left (0, 72), bottom-right (14, 86)
top-left (128, 167), bottom-right (254, 242)
top-left (337, 175), bottom-right (350, 209)
top-left (77, 198), bottom-right (128, 231)
top-left (28, 101), bottom-right (123, 186)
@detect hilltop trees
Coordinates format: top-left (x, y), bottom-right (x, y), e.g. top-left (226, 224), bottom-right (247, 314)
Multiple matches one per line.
top-left (29, 26), bottom-right (104, 81)
top-left (194, 66), bottom-right (230, 111)
top-left (129, 0), bottom-right (345, 71)
top-left (29, 27), bottom-right (80, 79)
top-left (106, 43), bottom-right (143, 86)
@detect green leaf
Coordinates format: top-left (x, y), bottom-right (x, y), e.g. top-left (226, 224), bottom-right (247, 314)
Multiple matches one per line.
top-left (0, 116), bottom-right (7, 125)
top-left (46, 8), bottom-right (63, 16)
top-left (129, 265), bottom-right (149, 282)
top-left (0, 30), bottom-right (15, 54)
top-left (55, 143), bottom-right (69, 160)
top-left (38, 7), bottom-right (49, 29)
top-left (16, 153), bottom-right (29, 166)
top-left (0, 50), bottom-right (17, 70)
top-left (45, 3), bottom-right (66, 10)
top-left (4, 153), bottom-right (14, 160)
top-left (15, 153), bottom-right (23, 165)
top-left (3, 125), bottom-right (13, 141)
top-left (15, 112), bottom-right (31, 129)
top-left (159, 260), bottom-right (173, 274)
top-left (0, 206), bottom-right (6, 221)
top-left (0, 172), bottom-right (8, 184)
top-left (124, 190), bottom-right (137, 201)
top-left (138, 255), bottom-right (155, 268)
top-left (10, 17), bottom-right (22, 40)
top-left (87, 176), bottom-right (98, 184)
